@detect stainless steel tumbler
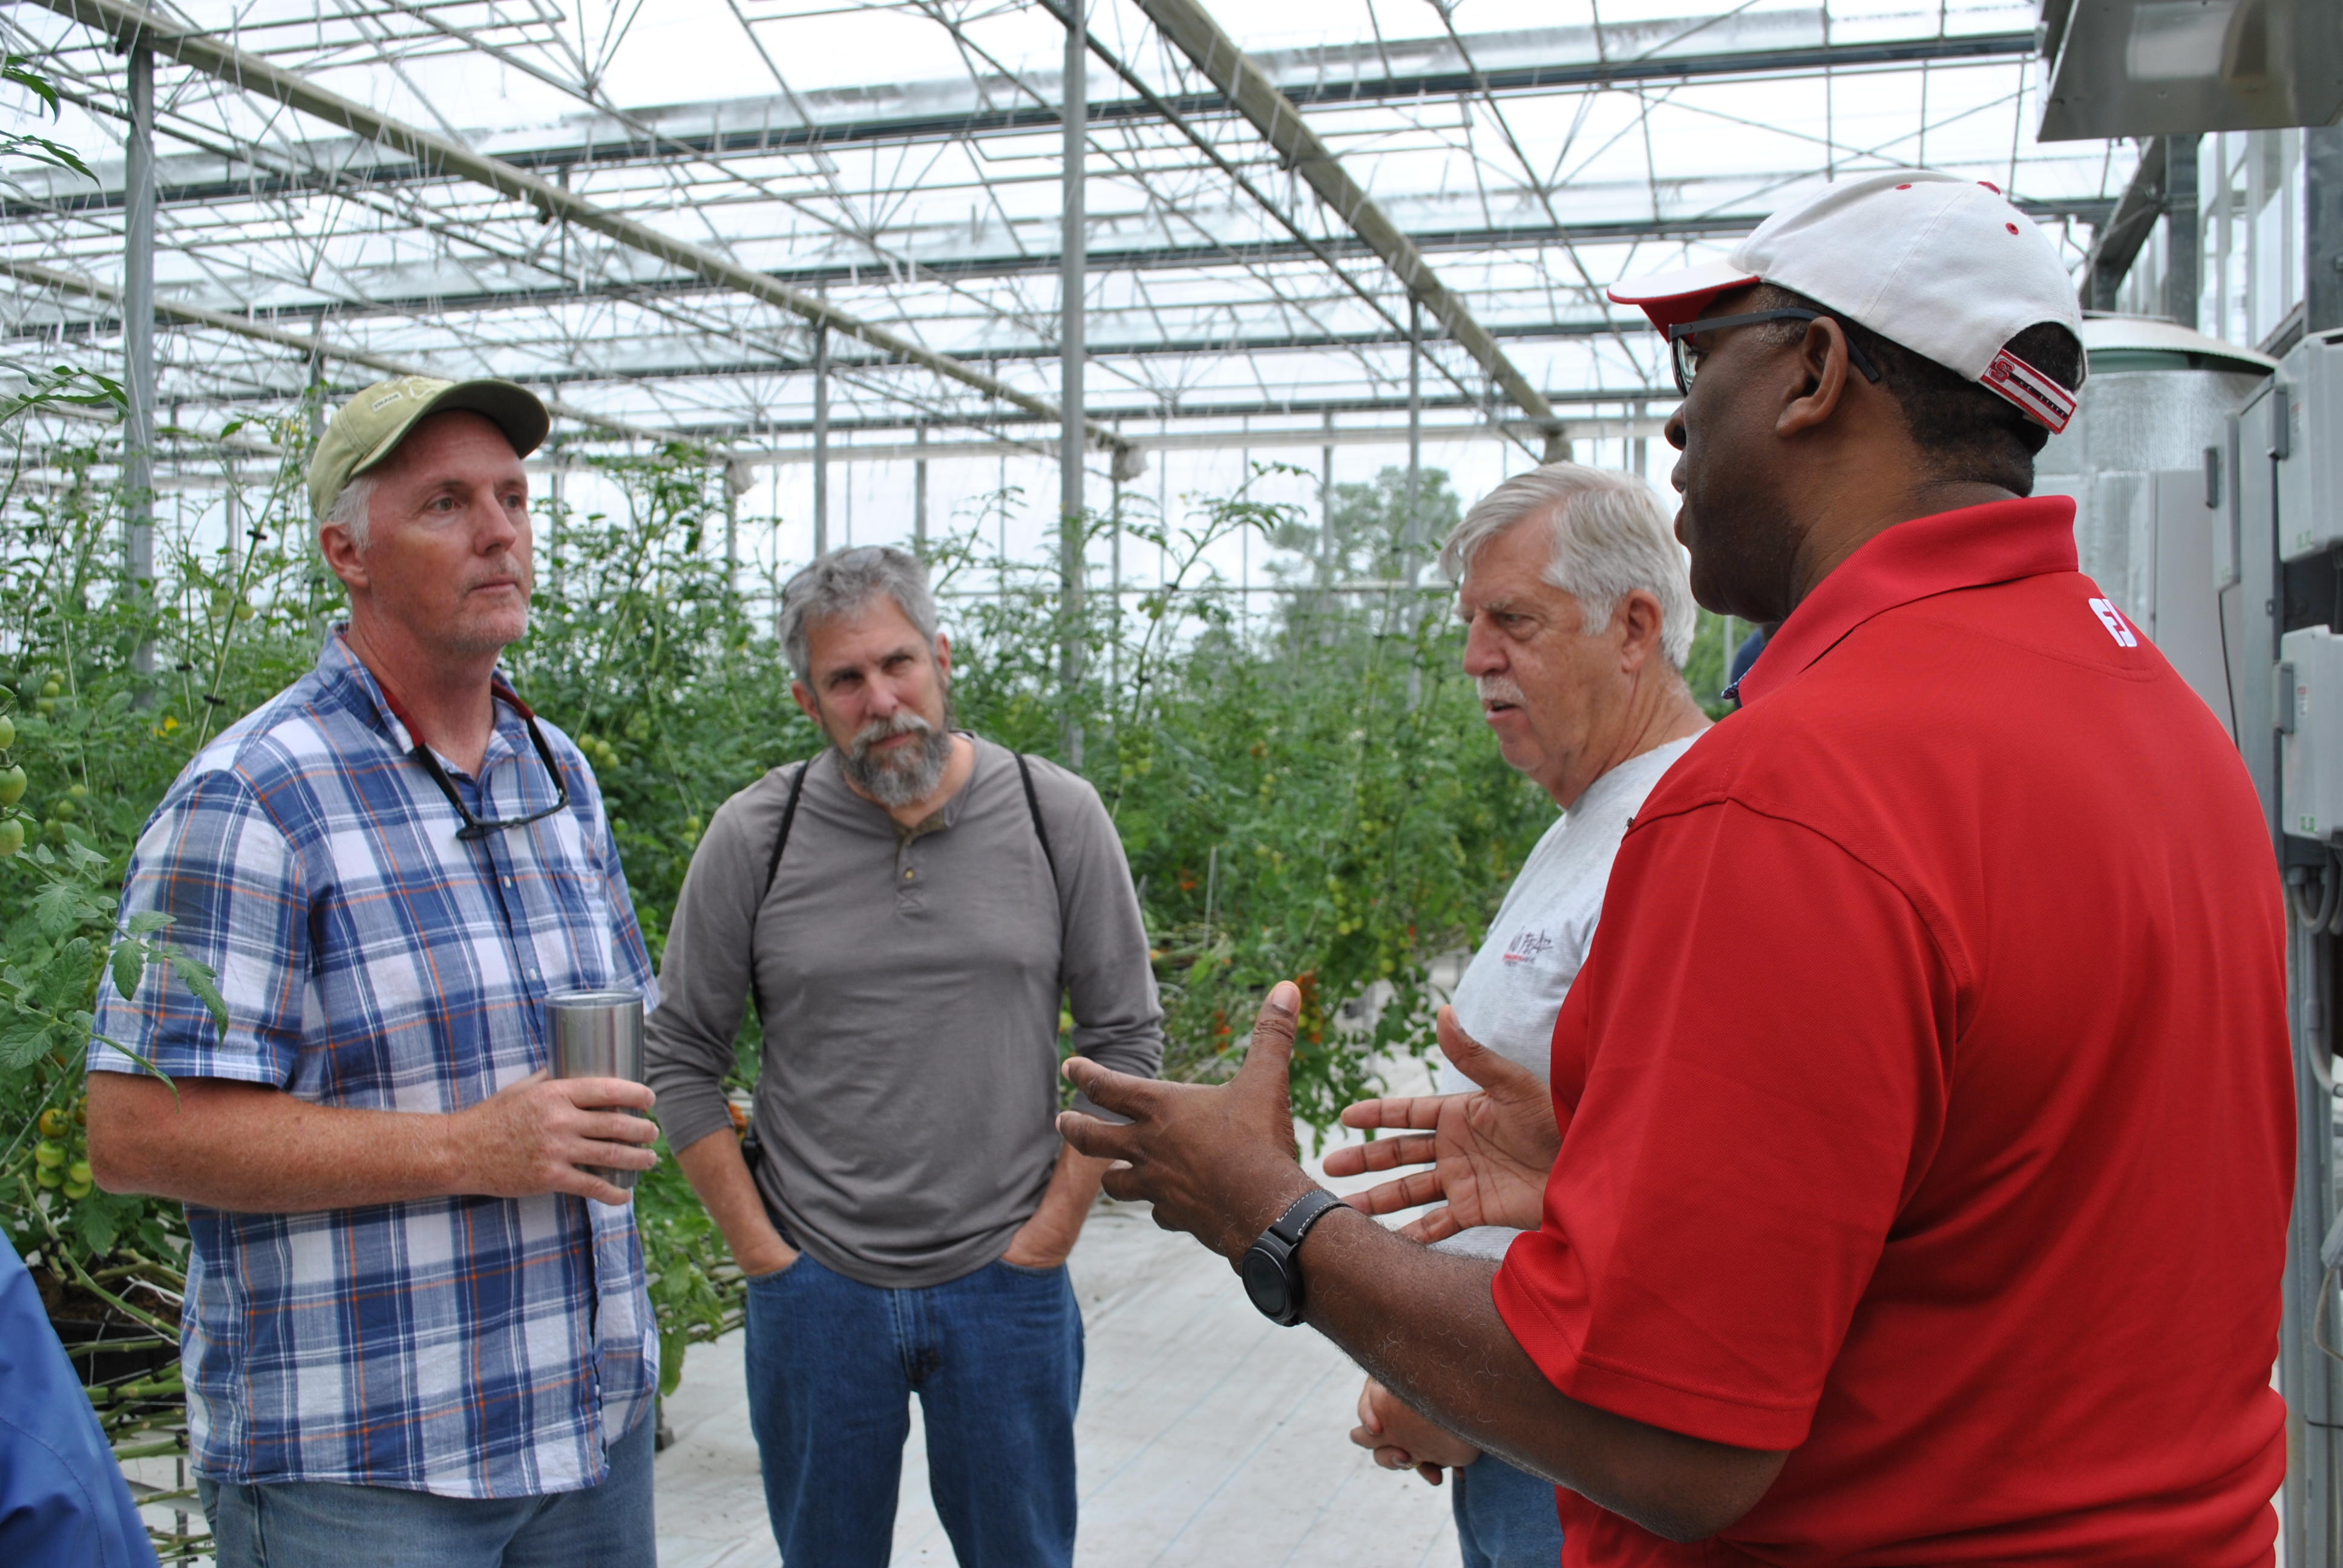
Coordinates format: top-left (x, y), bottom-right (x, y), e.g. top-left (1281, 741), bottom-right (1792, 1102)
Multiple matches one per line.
top-left (548, 990), bottom-right (647, 1191)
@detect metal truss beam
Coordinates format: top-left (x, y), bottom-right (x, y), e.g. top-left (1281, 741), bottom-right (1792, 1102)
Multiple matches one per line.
top-left (0, 256), bottom-right (673, 443)
top-left (27, 0), bottom-right (1129, 459)
top-left (640, 385), bottom-right (1673, 448)
top-left (511, 319), bottom-right (1648, 385)
top-left (10, 199), bottom-right (2113, 336)
top-left (4, 28), bottom-right (2036, 215)
top-left (1133, 0), bottom-right (1556, 441)
top-left (2, 303), bottom-right (1648, 374)
top-left (2080, 136), bottom-right (2187, 313)
top-left (736, 413), bottom-right (1670, 468)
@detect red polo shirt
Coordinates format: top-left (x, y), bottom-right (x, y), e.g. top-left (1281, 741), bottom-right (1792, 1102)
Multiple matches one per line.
top-left (1492, 495), bottom-right (2292, 1565)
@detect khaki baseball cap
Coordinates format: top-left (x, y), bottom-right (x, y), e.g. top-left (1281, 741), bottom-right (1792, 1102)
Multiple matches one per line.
top-left (309, 375), bottom-right (551, 526)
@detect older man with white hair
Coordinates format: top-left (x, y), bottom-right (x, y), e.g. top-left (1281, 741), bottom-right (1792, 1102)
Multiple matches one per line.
top-left (1343, 462), bottom-right (1707, 1567)
top-left (644, 545), bottom-right (1164, 1568)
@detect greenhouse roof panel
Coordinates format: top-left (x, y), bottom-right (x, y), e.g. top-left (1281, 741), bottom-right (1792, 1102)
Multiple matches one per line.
top-left (0, 0), bottom-right (2141, 449)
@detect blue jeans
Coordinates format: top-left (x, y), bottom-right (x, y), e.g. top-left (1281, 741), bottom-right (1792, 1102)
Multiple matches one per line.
top-left (743, 1249), bottom-right (1083, 1568)
top-left (1453, 1452), bottom-right (1565, 1568)
top-left (197, 1409), bottom-right (653, 1567)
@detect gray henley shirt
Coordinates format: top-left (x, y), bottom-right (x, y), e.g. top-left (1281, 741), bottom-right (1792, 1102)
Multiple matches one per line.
top-left (644, 736), bottom-right (1164, 1289)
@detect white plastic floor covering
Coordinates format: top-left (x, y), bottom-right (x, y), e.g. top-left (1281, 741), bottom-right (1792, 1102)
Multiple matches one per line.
top-left (655, 1068), bottom-right (1466, 1568)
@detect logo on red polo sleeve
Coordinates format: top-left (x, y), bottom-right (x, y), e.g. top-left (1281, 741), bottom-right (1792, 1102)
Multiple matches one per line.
top-left (2088, 597), bottom-right (2139, 648)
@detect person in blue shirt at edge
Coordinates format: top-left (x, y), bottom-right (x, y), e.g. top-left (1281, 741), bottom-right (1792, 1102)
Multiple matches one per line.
top-left (1726, 623), bottom-right (1774, 690)
top-left (1342, 462), bottom-right (1708, 1568)
top-left (80, 375), bottom-right (664, 1568)
top-left (0, 1230), bottom-right (160, 1567)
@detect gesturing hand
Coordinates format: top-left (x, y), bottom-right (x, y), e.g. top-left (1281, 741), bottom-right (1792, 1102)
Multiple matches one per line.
top-left (1057, 982), bottom-right (1319, 1261)
top-left (1351, 1376), bottom-right (1483, 1484)
top-left (452, 1070), bottom-right (659, 1207)
top-left (1320, 1007), bottom-right (1558, 1241)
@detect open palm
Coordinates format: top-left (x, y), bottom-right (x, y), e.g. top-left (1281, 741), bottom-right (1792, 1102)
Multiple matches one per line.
top-left (1321, 1007), bottom-right (1559, 1241)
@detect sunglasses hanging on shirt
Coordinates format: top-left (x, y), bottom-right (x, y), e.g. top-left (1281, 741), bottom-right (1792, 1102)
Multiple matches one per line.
top-left (378, 676), bottom-right (572, 841)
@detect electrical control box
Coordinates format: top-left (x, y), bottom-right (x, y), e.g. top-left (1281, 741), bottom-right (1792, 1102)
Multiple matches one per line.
top-left (2280, 627), bottom-right (2343, 840)
top-left (2275, 332), bottom-right (2343, 563)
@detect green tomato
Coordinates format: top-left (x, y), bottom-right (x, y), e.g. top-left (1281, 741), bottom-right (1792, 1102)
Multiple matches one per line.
top-left (67, 1160), bottom-right (91, 1187)
top-left (34, 1165), bottom-right (61, 1189)
top-left (235, 603), bottom-right (256, 622)
top-left (38, 679), bottom-right (59, 699)
top-left (34, 698), bottom-right (53, 716)
top-left (64, 782), bottom-right (85, 799)
top-left (0, 766), bottom-right (26, 806)
top-left (0, 712), bottom-right (15, 749)
top-left (0, 818), bottom-right (27, 857)
top-left (37, 1108), bottom-right (67, 1139)
top-left (50, 797), bottom-right (74, 821)
top-left (61, 1180), bottom-right (91, 1201)
top-left (33, 1140), bottom-right (64, 1169)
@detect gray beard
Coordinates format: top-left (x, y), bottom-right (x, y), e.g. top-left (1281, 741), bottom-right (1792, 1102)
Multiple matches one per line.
top-left (839, 711), bottom-right (955, 807)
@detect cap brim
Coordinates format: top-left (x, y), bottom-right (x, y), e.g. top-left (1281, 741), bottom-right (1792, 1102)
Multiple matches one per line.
top-left (350, 379), bottom-right (551, 478)
top-left (1607, 258), bottom-right (1763, 331)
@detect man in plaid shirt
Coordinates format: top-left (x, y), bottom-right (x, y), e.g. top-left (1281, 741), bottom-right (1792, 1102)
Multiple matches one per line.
top-left (85, 376), bottom-right (663, 1567)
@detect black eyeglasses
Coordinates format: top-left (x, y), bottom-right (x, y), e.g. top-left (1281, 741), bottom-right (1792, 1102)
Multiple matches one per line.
top-left (410, 711), bottom-right (571, 841)
top-left (1666, 309), bottom-right (1884, 396)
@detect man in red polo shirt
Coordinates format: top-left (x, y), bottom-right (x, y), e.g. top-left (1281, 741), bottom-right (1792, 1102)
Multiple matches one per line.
top-left (1054, 169), bottom-right (2293, 1564)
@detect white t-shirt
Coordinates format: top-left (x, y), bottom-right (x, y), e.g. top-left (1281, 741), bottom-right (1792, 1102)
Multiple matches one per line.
top-left (1430, 734), bottom-right (1699, 1260)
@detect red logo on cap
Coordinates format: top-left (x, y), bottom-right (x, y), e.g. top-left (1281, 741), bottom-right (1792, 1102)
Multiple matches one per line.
top-left (1978, 180), bottom-right (2002, 193)
top-left (2007, 223), bottom-right (2020, 234)
top-left (1984, 348), bottom-right (2076, 434)
top-left (1896, 183), bottom-right (1913, 190)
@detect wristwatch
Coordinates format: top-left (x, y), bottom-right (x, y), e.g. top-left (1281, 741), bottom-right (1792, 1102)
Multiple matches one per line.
top-left (1239, 1188), bottom-right (1346, 1326)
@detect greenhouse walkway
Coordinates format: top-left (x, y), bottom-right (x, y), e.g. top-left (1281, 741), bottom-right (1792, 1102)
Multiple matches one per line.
top-left (653, 1069), bottom-right (1466, 1568)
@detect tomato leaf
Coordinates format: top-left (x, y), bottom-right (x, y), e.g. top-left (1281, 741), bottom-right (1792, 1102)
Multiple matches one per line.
top-left (30, 880), bottom-right (87, 938)
top-left (163, 948), bottom-right (230, 1035)
top-left (2, 56), bottom-right (61, 116)
top-left (125, 911), bottom-right (173, 936)
top-left (72, 1197), bottom-right (121, 1257)
top-left (110, 942), bottom-right (143, 1003)
top-left (0, 1014), bottom-right (53, 1071)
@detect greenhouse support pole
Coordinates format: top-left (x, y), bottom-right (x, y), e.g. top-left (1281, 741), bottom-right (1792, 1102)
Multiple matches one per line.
top-left (2310, 125), bottom-right (2343, 341)
top-left (1109, 430), bottom-right (1124, 694)
top-left (2164, 135), bottom-right (2200, 332)
top-left (1405, 297), bottom-right (1423, 589)
top-left (123, 41), bottom-right (156, 693)
top-left (812, 319), bottom-right (829, 557)
top-left (914, 424), bottom-right (928, 550)
top-left (1060, 5), bottom-right (1087, 768)
top-left (1322, 408), bottom-right (1335, 586)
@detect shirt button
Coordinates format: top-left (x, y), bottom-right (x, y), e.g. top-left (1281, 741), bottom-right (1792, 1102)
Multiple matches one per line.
top-left (503, 876), bottom-right (514, 887)
top-left (903, 869), bottom-right (914, 880)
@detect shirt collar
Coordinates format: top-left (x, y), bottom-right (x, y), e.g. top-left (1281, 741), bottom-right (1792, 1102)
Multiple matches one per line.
top-left (1728, 495), bottom-right (2077, 708)
top-left (318, 627), bottom-right (532, 768)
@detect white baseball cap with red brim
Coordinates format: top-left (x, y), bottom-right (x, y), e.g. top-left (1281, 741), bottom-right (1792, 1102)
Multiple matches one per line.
top-left (1609, 170), bottom-right (2086, 432)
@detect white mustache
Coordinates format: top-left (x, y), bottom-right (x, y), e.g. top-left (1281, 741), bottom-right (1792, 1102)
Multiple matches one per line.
top-left (849, 710), bottom-right (934, 762)
top-left (1476, 676), bottom-right (1527, 707)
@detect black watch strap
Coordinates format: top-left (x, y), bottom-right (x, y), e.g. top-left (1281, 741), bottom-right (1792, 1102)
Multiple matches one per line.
top-left (1267, 1187), bottom-right (1345, 1249)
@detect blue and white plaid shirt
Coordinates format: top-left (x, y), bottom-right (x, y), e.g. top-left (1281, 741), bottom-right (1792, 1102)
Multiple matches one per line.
top-left (90, 631), bottom-right (660, 1498)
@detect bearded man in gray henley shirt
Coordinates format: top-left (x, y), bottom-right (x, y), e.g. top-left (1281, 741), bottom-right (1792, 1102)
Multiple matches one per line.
top-left (644, 545), bottom-right (1162, 1568)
